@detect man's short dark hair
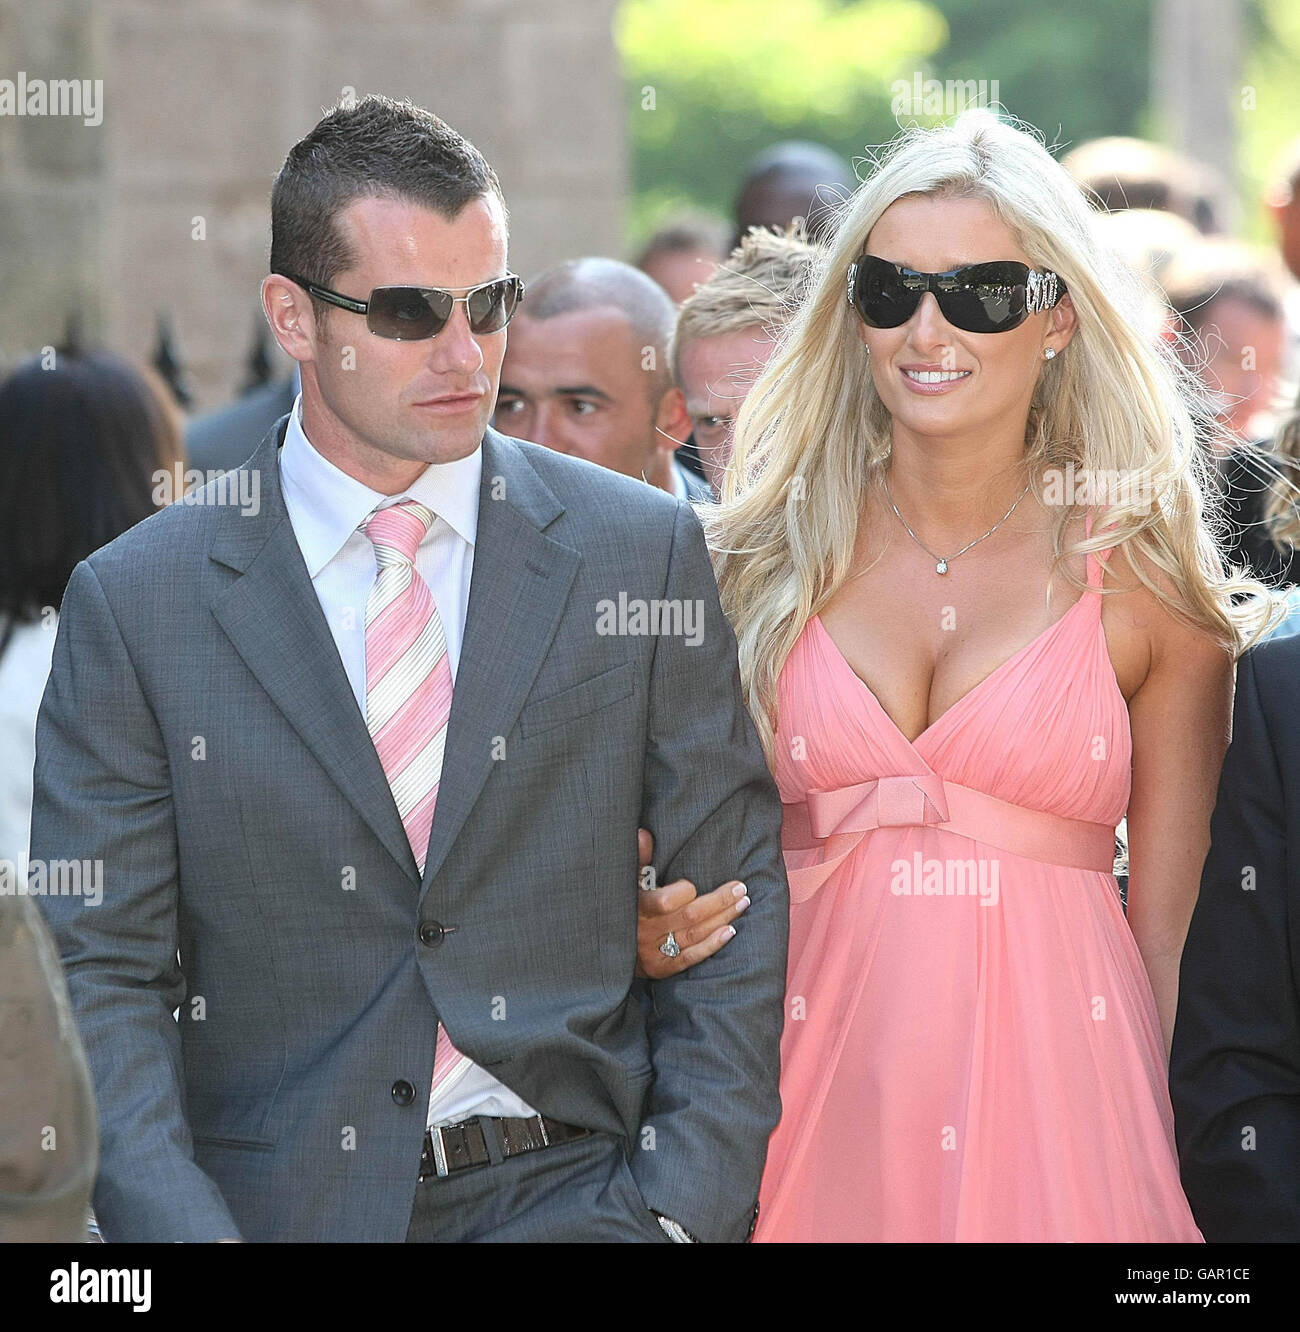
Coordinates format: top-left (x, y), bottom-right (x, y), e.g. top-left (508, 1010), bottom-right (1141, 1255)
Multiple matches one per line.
top-left (270, 95), bottom-right (505, 323)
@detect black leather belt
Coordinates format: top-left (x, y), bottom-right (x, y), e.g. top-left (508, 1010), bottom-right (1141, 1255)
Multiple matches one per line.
top-left (418, 1114), bottom-right (592, 1181)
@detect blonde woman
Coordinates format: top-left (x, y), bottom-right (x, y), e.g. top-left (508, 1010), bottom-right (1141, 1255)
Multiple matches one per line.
top-left (637, 110), bottom-right (1276, 1241)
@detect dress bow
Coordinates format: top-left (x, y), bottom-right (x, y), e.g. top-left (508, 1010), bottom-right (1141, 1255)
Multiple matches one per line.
top-left (805, 773), bottom-right (950, 839)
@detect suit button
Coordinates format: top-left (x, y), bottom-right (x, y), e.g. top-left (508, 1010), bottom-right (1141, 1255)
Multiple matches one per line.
top-left (391, 1080), bottom-right (416, 1106)
top-left (418, 921), bottom-right (445, 946)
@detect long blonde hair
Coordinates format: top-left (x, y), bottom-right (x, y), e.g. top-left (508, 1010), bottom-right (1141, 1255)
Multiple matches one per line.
top-left (703, 110), bottom-right (1277, 764)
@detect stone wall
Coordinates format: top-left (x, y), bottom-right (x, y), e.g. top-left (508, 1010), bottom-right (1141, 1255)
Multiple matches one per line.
top-left (0, 0), bottom-right (626, 407)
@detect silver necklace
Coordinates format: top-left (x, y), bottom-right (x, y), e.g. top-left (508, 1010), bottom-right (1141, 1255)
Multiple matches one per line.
top-left (883, 470), bottom-right (1033, 575)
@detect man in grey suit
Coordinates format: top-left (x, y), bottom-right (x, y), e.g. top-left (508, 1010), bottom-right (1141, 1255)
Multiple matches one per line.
top-left (31, 95), bottom-right (788, 1243)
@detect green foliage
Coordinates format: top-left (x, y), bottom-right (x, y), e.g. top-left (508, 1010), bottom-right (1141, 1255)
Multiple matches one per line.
top-left (617, 0), bottom-right (947, 243)
top-left (925, 0), bottom-right (1149, 149)
top-left (1239, 0), bottom-right (1300, 241)
top-left (619, 0), bottom-right (1297, 252)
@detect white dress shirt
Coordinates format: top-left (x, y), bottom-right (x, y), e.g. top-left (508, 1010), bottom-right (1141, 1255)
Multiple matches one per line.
top-left (279, 397), bottom-right (540, 1128)
top-left (669, 458), bottom-right (688, 501)
top-left (0, 614), bottom-right (57, 879)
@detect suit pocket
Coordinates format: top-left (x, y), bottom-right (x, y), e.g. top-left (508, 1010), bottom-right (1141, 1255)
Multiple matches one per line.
top-left (187, 1091), bottom-right (277, 1150)
top-left (519, 661), bottom-right (636, 738)
top-left (612, 1147), bottom-right (673, 1244)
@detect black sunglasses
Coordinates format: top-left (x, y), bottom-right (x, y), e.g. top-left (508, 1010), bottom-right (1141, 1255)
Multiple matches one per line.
top-left (847, 255), bottom-right (1066, 334)
top-left (282, 271), bottom-right (525, 340)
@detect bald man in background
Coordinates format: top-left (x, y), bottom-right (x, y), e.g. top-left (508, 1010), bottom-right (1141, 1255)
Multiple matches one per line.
top-left (495, 258), bottom-right (712, 503)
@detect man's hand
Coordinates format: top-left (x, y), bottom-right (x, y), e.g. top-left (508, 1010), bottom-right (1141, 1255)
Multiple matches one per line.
top-left (636, 828), bottom-right (748, 979)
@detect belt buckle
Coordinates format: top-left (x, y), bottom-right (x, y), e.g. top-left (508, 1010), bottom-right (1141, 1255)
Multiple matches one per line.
top-left (428, 1125), bottom-right (451, 1178)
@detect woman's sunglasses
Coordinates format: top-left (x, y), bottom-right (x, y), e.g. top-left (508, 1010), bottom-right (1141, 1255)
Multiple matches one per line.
top-left (847, 254), bottom-right (1066, 334)
top-left (282, 271), bottom-right (525, 340)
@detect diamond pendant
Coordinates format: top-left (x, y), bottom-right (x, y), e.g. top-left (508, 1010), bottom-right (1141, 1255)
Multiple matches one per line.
top-left (936, 559), bottom-right (948, 575)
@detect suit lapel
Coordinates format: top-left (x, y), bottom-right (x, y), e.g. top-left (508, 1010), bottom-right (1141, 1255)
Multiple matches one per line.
top-left (207, 423), bottom-right (579, 894)
top-left (418, 430), bottom-right (580, 897)
top-left (209, 420), bottom-right (421, 884)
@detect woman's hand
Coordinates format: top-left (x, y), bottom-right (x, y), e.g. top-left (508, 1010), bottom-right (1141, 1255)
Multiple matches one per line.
top-left (635, 828), bottom-right (750, 978)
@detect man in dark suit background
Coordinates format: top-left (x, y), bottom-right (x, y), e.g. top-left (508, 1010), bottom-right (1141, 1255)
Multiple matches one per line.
top-left (186, 372), bottom-right (296, 477)
top-left (32, 95), bottom-right (788, 1243)
top-left (1170, 631), bottom-right (1300, 1241)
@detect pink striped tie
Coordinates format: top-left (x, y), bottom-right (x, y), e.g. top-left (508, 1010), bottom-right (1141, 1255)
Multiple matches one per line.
top-left (362, 500), bottom-right (468, 1100)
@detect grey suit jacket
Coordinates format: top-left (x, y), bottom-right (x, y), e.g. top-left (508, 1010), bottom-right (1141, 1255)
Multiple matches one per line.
top-left (31, 418), bottom-right (788, 1242)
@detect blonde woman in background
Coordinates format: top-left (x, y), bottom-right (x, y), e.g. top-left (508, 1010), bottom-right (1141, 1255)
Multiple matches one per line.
top-left (638, 109), bottom-right (1277, 1241)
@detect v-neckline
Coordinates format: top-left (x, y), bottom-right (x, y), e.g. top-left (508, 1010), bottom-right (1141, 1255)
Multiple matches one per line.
top-left (811, 591), bottom-right (1094, 750)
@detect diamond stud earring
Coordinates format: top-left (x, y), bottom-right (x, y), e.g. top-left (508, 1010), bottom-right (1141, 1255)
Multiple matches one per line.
top-left (1044, 348), bottom-right (1057, 360)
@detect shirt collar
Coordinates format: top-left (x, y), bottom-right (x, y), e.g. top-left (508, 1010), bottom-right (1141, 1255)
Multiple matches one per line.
top-left (669, 458), bottom-right (687, 501)
top-left (280, 394), bottom-right (482, 578)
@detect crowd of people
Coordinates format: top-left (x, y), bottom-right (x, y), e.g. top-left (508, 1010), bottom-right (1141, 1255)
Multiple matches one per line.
top-left (3, 92), bottom-right (1300, 1244)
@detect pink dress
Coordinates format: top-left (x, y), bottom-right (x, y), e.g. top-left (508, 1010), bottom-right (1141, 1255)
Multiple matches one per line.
top-left (755, 537), bottom-right (1203, 1242)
